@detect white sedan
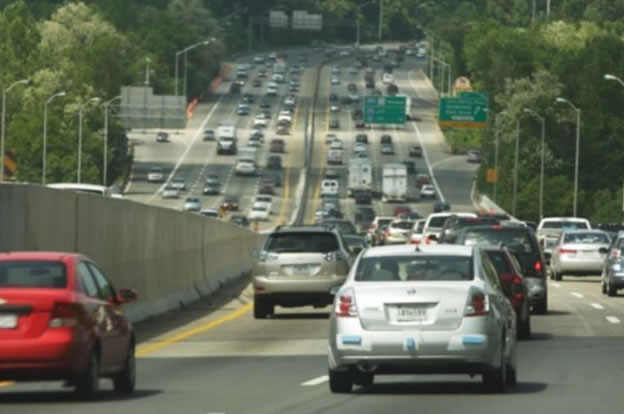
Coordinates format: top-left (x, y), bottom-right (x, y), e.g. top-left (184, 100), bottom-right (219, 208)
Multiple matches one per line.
top-left (328, 244), bottom-right (518, 394)
top-left (253, 195), bottom-right (273, 213)
top-left (420, 184), bottom-right (436, 199)
top-left (253, 116), bottom-right (268, 128)
top-left (248, 202), bottom-right (270, 221)
top-left (382, 73), bottom-right (394, 84)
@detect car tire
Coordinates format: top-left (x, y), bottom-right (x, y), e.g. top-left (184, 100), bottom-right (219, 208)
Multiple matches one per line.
top-left (554, 270), bottom-right (563, 281)
top-left (506, 363), bottom-right (518, 387)
top-left (602, 280), bottom-right (607, 294)
top-left (329, 370), bottom-right (353, 393)
top-left (482, 342), bottom-right (506, 393)
top-left (608, 281), bottom-right (617, 297)
top-left (534, 297), bottom-right (548, 315)
top-left (352, 372), bottom-right (374, 387)
top-left (254, 296), bottom-right (273, 319)
top-left (75, 351), bottom-right (99, 400)
top-left (113, 342), bottom-right (136, 394)
top-left (517, 315), bottom-right (531, 340)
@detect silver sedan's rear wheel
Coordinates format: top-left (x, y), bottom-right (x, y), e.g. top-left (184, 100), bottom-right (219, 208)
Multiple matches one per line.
top-left (329, 370), bottom-right (353, 393)
top-left (483, 342), bottom-right (506, 393)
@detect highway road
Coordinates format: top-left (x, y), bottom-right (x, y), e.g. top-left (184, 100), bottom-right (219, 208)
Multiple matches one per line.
top-left (3, 46), bottom-right (623, 414)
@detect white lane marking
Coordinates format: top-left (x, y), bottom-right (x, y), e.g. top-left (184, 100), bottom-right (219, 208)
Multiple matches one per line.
top-left (146, 95), bottom-right (226, 203)
top-left (606, 316), bottom-right (621, 324)
top-left (571, 292), bottom-right (584, 299)
top-left (412, 121), bottom-right (445, 203)
top-left (591, 303), bottom-right (605, 310)
top-left (551, 282), bottom-right (562, 288)
top-left (301, 375), bottom-right (329, 386)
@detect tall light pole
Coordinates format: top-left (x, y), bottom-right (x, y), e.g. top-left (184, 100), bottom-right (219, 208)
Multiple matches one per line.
top-left (493, 111), bottom-right (509, 203)
top-left (1, 79), bottom-right (29, 182)
top-left (512, 119), bottom-right (520, 217)
top-left (378, 0), bottom-right (383, 41)
top-left (103, 96), bottom-right (121, 186)
top-left (144, 57), bottom-right (151, 86)
top-left (523, 108), bottom-right (546, 219)
top-left (556, 97), bottom-right (581, 217)
top-left (355, 1), bottom-right (376, 47)
top-left (604, 74), bottom-right (624, 222)
top-left (77, 97), bottom-right (101, 183)
top-left (42, 91), bottom-right (66, 185)
top-left (175, 38), bottom-right (214, 97)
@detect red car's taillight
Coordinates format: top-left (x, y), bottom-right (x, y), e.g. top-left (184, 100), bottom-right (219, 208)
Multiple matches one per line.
top-left (556, 248), bottom-right (577, 255)
top-left (49, 302), bottom-right (79, 328)
top-left (335, 288), bottom-right (358, 317)
top-left (534, 260), bottom-right (543, 273)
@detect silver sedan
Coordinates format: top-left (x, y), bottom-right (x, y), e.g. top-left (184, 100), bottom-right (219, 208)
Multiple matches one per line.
top-left (328, 244), bottom-right (517, 393)
top-left (550, 230), bottom-right (610, 280)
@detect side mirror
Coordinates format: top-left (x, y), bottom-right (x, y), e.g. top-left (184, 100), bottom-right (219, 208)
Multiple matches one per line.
top-left (427, 234), bottom-right (438, 242)
top-left (117, 288), bottom-right (138, 304)
top-left (544, 251), bottom-right (552, 261)
top-left (351, 246), bottom-right (363, 255)
top-left (599, 247), bottom-right (609, 255)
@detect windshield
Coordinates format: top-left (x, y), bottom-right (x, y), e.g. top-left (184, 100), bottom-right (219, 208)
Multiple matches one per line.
top-left (266, 233), bottom-right (339, 253)
top-left (0, 261), bottom-right (67, 288)
top-left (541, 220), bottom-right (589, 230)
top-left (355, 255), bottom-right (473, 282)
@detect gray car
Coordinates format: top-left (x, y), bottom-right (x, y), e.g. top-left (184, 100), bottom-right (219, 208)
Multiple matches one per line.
top-left (183, 197), bottom-right (201, 212)
top-left (328, 244), bottom-right (517, 393)
top-left (601, 231), bottom-right (624, 296)
top-left (550, 230), bottom-right (610, 281)
top-left (252, 227), bottom-right (353, 319)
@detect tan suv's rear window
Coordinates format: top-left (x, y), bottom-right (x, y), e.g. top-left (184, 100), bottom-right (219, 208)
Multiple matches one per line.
top-left (266, 233), bottom-right (339, 253)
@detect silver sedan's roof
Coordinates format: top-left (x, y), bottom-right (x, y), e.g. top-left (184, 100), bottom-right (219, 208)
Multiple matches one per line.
top-left (362, 244), bottom-right (474, 258)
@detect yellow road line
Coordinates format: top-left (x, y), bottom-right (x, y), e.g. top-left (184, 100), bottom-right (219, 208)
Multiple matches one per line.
top-left (136, 302), bottom-right (253, 357)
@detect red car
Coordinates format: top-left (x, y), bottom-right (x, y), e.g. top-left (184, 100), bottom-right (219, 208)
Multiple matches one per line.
top-left (0, 252), bottom-right (138, 398)
top-left (393, 206), bottom-right (411, 217)
top-left (483, 246), bottom-right (531, 339)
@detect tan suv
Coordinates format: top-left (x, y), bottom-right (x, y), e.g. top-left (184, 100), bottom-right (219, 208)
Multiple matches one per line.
top-left (252, 227), bottom-right (354, 318)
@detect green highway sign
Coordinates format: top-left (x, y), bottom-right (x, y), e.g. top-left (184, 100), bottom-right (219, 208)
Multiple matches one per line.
top-left (439, 92), bottom-right (489, 128)
top-left (363, 96), bottom-right (406, 124)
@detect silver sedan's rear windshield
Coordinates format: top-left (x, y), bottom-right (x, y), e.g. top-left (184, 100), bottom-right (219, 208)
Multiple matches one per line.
top-left (266, 233), bottom-right (339, 254)
top-left (563, 232), bottom-right (609, 244)
top-left (355, 255), bottom-right (473, 282)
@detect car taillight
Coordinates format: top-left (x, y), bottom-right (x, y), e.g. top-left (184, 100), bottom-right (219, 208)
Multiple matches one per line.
top-left (409, 238), bottom-right (421, 245)
top-left (464, 289), bottom-right (489, 317)
top-left (49, 302), bottom-right (78, 328)
top-left (511, 275), bottom-right (524, 301)
top-left (335, 288), bottom-right (358, 317)
top-left (534, 260), bottom-right (543, 273)
top-left (557, 248), bottom-right (577, 255)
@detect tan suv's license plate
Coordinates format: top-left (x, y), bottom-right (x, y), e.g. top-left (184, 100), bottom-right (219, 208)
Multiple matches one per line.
top-left (293, 265), bottom-right (309, 275)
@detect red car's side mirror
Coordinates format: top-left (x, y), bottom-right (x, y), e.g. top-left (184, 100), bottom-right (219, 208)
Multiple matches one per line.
top-left (116, 288), bottom-right (139, 304)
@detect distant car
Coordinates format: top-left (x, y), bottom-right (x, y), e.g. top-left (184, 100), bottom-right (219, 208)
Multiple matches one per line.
top-left (203, 129), bottom-right (216, 141)
top-left (329, 119), bottom-right (340, 129)
top-left (331, 76), bottom-right (340, 85)
top-left (258, 178), bottom-right (275, 195)
top-left (353, 142), bottom-right (367, 154)
top-left (467, 149), bottom-right (481, 163)
top-left (147, 167), bottom-right (165, 183)
top-left (156, 131), bottom-right (169, 142)
top-left (276, 124), bottom-right (289, 135)
top-left (381, 143), bottom-right (394, 155)
top-left (340, 96), bottom-right (352, 105)
top-left (408, 219), bottom-right (426, 245)
top-left (183, 197), bottom-right (201, 212)
top-left (161, 186), bottom-right (180, 199)
top-left (329, 93), bottom-right (339, 102)
top-left (221, 196), bottom-right (239, 211)
top-left (203, 183), bottom-right (220, 195)
top-left (325, 169), bottom-right (340, 179)
top-left (270, 139), bottom-right (286, 153)
top-left (403, 160), bottom-right (416, 174)
top-left (230, 215), bottom-right (250, 227)
top-left (353, 190), bottom-right (372, 205)
top-left (382, 73), bottom-right (393, 84)
top-left (380, 134), bottom-right (392, 144)
top-left (601, 232), bottom-right (624, 296)
top-left (354, 119), bottom-right (365, 128)
top-left (267, 155), bottom-right (282, 169)
top-left (253, 115), bottom-right (268, 128)
top-left (415, 173), bottom-right (430, 189)
top-left (433, 201), bottom-right (451, 213)
top-left (355, 134), bottom-right (368, 144)
top-left (409, 145), bottom-right (423, 157)
top-left (199, 208), bottom-right (219, 218)
top-left (393, 206), bottom-right (411, 217)
top-left (252, 79), bottom-right (262, 87)
top-left (384, 219), bottom-right (416, 244)
top-left (343, 235), bottom-right (367, 255)
top-left (248, 202), bottom-right (270, 221)
top-left (420, 184), bottom-right (436, 199)
top-left (326, 133), bottom-right (338, 144)
top-left (330, 104), bottom-right (341, 113)
top-left (171, 177), bottom-right (186, 190)
top-left (550, 230), bottom-right (611, 281)
top-left (0, 252), bottom-right (138, 398)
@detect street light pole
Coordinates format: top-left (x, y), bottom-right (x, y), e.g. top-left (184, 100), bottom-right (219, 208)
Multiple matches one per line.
top-left (1, 79), bottom-right (29, 182)
top-left (42, 91), bottom-right (66, 185)
top-left (144, 57), bottom-right (151, 86)
top-left (103, 96), bottom-right (121, 186)
top-left (77, 97), bottom-right (101, 184)
top-left (605, 74), bottom-right (624, 222)
top-left (556, 97), bottom-right (581, 217)
top-left (494, 111), bottom-right (509, 203)
top-left (512, 119), bottom-right (520, 217)
top-left (175, 38), bottom-right (215, 98)
top-left (378, 0), bottom-right (383, 41)
top-left (523, 108), bottom-right (546, 219)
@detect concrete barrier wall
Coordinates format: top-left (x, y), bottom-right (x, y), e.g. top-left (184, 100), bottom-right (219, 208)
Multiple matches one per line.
top-left (0, 183), bottom-right (264, 322)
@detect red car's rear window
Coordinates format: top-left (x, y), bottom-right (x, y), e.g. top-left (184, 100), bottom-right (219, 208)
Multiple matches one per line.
top-left (0, 261), bottom-right (67, 289)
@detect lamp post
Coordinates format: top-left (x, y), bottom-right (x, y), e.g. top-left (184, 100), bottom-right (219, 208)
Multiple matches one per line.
top-left (144, 57), bottom-right (151, 86)
top-left (523, 108), bottom-right (546, 219)
top-left (512, 119), bottom-right (520, 217)
top-left (493, 111), bottom-right (509, 203)
top-left (42, 91), bottom-right (66, 185)
top-left (103, 96), bottom-right (122, 186)
top-left (355, 1), bottom-right (376, 47)
top-left (77, 97), bottom-right (101, 183)
top-left (604, 74), bottom-right (624, 222)
top-left (378, 0), bottom-right (383, 41)
top-left (556, 97), bottom-right (581, 217)
top-left (174, 38), bottom-right (214, 97)
top-left (1, 79), bottom-right (29, 182)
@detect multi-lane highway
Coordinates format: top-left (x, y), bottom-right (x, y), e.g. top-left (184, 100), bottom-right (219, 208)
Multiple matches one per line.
top-left (3, 46), bottom-right (624, 414)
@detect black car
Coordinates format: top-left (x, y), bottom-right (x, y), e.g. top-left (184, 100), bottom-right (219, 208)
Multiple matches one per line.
top-left (156, 131), bottom-right (169, 142)
top-left (365, 79), bottom-right (375, 89)
top-left (455, 224), bottom-right (548, 314)
top-left (437, 215), bottom-right (500, 244)
top-left (267, 155), bottom-right (282, 169)
top-left (433, 201), bottom-right (451, 213)
top-left (259, 101), bottom-right (271, 109)
top-left (354, 206), bottom-right (376, 226)
top-left (352, 109), bottom-right (363, 120)
top-left (403, 160), bottom-right (416, 174)
top-left (355, 134), bottom-right (368, 144)
top-left (353, 190), bottom-right (372, 205)
top-left (203, 183), bottom-right (220, 195)
top-left (340, 96), bottom-right (352, 105)
top-left (409, 145), bottom-right (423, 157)
top-left (380, 134), bottom-right (392, 144)
top-left (329, 93), bottom-right (338, 102)
top-left (329, 119), bottom-right (340, 129)
top-left (230, 215), bottom-right (250, 227)
top-left (387, 83), bottom-right (399, 95)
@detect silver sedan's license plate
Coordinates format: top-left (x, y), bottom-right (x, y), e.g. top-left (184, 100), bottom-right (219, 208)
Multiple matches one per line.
top-left (293, 265), bottom-right (310, 275)
top-left (397, 306), bottom-right (427, 322)
top-left (0, 314), bottom-right (18, 329)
